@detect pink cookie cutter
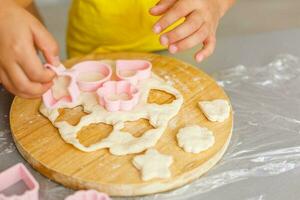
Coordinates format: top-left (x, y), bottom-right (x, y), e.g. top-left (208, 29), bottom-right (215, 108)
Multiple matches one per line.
top-left (65, 190), bottom-right (110, 200)
top-left (0, 163), bottom-right (39, 200)
top-left (73, 61), bottom-right (112, 92)
top-left (116, 60), bottom-right (152, 85)
top-left (42, 64), bottom-right (80, 109)
top-left (97, 80), bottom-right (140, 112)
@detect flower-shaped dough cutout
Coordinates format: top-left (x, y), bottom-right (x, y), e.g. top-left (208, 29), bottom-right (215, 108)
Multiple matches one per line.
top-left (176, 125), bottom-right (215, 154)
top-left (132, 149), bottom-right (173, 181)
top-left (97, 80), bottom-right (140, 112)
top-left (198, 99), bottom-right (230, 122)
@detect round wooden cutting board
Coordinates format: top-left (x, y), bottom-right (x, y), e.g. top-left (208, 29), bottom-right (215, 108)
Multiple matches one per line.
top-left (10, 52), bottom-right (233, 196)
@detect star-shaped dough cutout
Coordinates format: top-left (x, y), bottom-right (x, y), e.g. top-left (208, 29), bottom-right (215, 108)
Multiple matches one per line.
top-left (132, 149), bottom-right (173, 181)
top-left (198, 99), bottom-right (230, 122)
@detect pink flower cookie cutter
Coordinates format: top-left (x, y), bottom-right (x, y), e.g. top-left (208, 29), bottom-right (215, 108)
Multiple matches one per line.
top-left (73, 61), bottom-right (112, 92)
top-left (65, 190), bottom-right (110, 200)
top-left (42, 64), bottom-right (80, 109)
top-left (97, 80), bottom-right (140, 112)
top-left (0, 163), bottom-right (39, 200)
top-left (116, 60), bottom-right (152, 85)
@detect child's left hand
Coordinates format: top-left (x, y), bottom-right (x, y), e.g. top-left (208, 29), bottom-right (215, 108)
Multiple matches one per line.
top-left (150, 0), bottom-right (234, 62)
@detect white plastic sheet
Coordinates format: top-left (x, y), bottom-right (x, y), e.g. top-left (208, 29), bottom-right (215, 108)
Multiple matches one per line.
top-left (133, 54), bottom-right (300, 200)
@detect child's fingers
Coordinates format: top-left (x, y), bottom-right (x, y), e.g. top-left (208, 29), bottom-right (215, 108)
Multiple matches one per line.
top-left (0, 71), bottom-right (19, 96)
top-left (149, 0), bottom-right (177, 16)
top-left (18, 44), bottom-right (55, 83)
top-left (168, 24), bottom-right (209, 54)
top-left (4, 63), bottom-right (50, 96)
top-left (31, 19), bottom-right (60, 66)
top-left (195, 36), bottom-right (216, 63)
top-left (153, 0), bottom-right (192, 34)
top-left (0, 69), bottom-right (38, 98)
top-left (160, 11), bottom-right (203, 45)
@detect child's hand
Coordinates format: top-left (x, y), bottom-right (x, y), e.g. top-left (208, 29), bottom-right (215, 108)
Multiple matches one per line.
top-left (150, 0), bottom-right (234, 62)
top-left (0, 1), bottom-right (59, 98)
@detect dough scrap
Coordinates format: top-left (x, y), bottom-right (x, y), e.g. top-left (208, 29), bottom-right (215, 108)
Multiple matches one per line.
top-left (198, 99), bottom-right (230, 122)
top-left (40, 66), bottom-right (183, 156)
top-left (132, 149), bottom-right (173, 181)
top-left (176, 125), bottom-right (215, 154)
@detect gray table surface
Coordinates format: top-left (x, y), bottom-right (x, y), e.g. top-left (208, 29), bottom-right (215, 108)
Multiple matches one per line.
top-left (1, 0), bottom-right (300, 198)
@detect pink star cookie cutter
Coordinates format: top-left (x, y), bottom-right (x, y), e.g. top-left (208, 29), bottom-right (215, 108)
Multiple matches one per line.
top-left (65, 190), bottom-right (110, 200)
top-left (0, 163), bottom-right (39, 200)
top-left (116, 60), bottom-right (152, 85)
top-left (42, 64), bottom-right (80, 109)
top-left (73, 61), bottom-right (112, 92)
top-left (96, 80), bottom-right (140, 112)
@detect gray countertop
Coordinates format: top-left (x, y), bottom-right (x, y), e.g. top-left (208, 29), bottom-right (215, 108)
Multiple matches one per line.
top-left (1, 1), bottom-right (300, 199)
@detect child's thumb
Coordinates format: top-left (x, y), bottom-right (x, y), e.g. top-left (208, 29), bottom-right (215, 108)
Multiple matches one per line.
top-left (32, 22), bottom-right (60, 66)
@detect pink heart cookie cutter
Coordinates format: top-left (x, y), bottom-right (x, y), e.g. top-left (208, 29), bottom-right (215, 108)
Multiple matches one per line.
top-left (0, 163), bottom-right (39, 200)
top-left (96, 80), bottom-right (140, 112)
top-left (73, 61), bottom-right (112, 92)
top-left (42, 64), bottom-right (80, 109)
top-left (116, 60), bottom-right (152, 85)
top-left (65, 190), bottom-right (110, 200)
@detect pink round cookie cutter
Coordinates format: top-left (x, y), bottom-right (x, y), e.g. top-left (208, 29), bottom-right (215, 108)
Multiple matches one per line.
top-left (0, 163), bottom-right (39, 200)
top-left (116, 60), bottom-right (152, 85)
top-left (65, 190), bottom-right (110, 200)
top-left (73, 61), bottom-right (112, 92)
top-left (96, 80), bottom-right (140, 112)
top-left (42, 64), bottom-right (80, 109)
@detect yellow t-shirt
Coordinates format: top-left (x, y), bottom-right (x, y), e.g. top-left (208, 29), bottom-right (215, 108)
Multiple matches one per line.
top-left (67, 0), bottom-right (172, 58)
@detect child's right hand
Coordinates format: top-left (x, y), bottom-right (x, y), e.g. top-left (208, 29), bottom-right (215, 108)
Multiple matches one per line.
top-left (0, 1), bottom-right (59, 98)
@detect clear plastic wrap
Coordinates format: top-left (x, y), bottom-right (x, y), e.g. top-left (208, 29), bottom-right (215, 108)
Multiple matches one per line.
top-left (1, 54), bottom-right (300, 200)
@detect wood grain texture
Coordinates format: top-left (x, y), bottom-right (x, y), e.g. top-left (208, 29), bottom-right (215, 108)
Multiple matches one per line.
top-left (9, 52), bottom-right (233, 196)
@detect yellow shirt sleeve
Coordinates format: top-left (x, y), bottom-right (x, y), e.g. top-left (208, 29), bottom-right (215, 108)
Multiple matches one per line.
top-left (67, 0), bottom-right (183, 58)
